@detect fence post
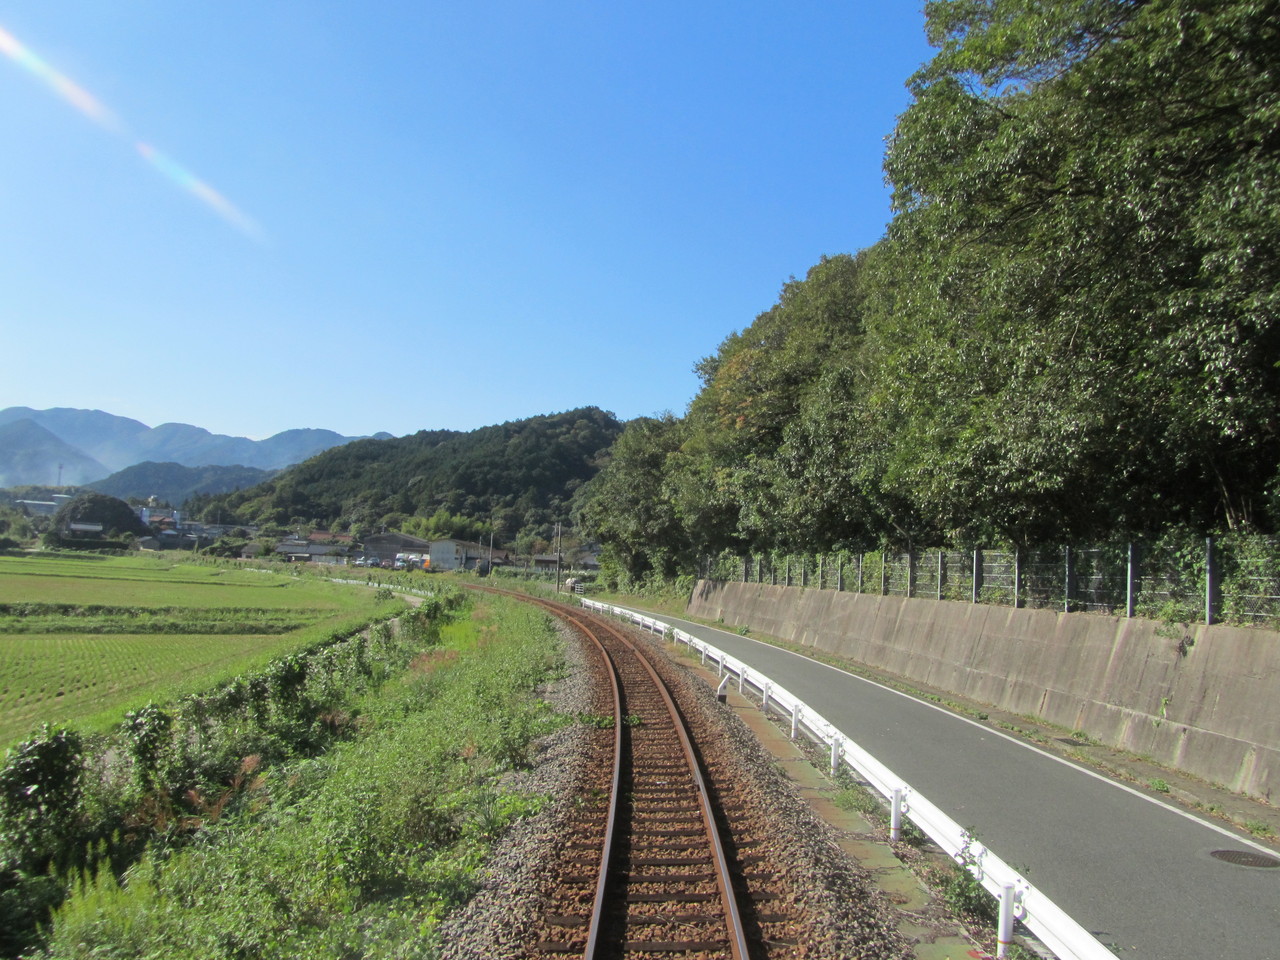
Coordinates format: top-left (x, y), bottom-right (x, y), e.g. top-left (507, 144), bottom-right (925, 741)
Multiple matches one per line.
top-left (973, 548), bottom-right (983, 604)
top-left (802, 557), bottom-right (809, 588)
top-left (907, 549), bottom-right (917, 598)
top-left (1064, 544), bottom-right (1074, 614)
top-left (880, 554), bottom-right (888, 596)
top-left (1126, 542), bottom-right (1137, 618)
top-left (785, 557), bottom-right (791, 587)
top-left (1013, 547), bottom-right (1023, 608)
top-left (742, 557), bottom-right (749, 583)
top-left (1206, 536), bottom-right (1217, 626)
top-left (938, 550), bottom-right (945, 601)
top-left (857, 553), bottom-right (864, 593)
top-left (837, 555), bottom-right (844, 592)
top-left (817, 555), bottom-right (824, 590)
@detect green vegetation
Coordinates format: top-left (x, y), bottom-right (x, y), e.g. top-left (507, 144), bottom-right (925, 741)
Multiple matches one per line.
top-left (0, 554), bottom-right (399, 745)
top-left (2, 579), bottom-right (567, 958)
top-left (191, 406), bottom-right (622, 548)
top-left (30, 593), bottom-right (564, 959)
top-left (574, 0), bottom-right (1280, 583)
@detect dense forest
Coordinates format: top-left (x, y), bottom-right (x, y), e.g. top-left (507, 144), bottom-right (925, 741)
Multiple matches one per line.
top-left (575, 0), bottom-right (1280, 581)
top-left (191, 407), bottom-right (622, 550)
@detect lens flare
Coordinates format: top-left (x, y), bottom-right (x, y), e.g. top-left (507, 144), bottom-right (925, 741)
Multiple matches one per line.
top-left (0, 25), bottom-right (119, 130)
top-left (137, 142), bottom-right (263, 241)
top-left (0, 22), bottom-right (263, 241)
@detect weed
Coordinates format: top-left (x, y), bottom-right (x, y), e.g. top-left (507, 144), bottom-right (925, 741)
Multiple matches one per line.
top-left (930, 857), bottom-right (996, 922)
top-left (1244, 819), bottom-right (1275, 837)
top-left (834, 785), bottom-right (882, 818)
top-left (1148, 778), bottom-right (1170, 793)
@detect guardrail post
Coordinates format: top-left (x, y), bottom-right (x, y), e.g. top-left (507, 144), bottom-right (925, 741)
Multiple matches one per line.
top-left (830, 736), bottom-right (840, 777)
top-left (997, 882), bottom-right (1017, 957)
top-left (738, 666), bottom-right (746, 694)
top-left (761, 682), bottom-right (770, 714)
top-left (890, 787), bottom-right (904, 841)
top-left (791, 703), bottom-right (800, 739)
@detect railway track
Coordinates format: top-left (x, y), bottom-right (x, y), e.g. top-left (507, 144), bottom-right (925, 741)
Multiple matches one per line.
top-left (473, 587), bottom-right (762, 959)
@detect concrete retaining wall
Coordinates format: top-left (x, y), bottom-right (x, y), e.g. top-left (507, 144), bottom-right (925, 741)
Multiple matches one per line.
top-left (688, 579), bottom-right (1280, 802)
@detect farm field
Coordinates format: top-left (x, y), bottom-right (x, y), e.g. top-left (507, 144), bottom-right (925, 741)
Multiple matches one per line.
top-left (0, 553), bottom-right (396, 745)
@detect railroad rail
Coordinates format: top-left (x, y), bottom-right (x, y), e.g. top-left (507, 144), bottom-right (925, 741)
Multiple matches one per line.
top-left (473, 587), bottom-right (753, 959)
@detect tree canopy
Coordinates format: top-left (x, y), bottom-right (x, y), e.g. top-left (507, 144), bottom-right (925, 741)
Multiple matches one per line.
top-left (196, 407), bottom-right (623, 546)
top-left (577, 0), bottom-right (1280, 580)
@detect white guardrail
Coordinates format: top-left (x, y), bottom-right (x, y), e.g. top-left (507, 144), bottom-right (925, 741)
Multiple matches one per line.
top-left (582, 599), bottom-right (1114, 960)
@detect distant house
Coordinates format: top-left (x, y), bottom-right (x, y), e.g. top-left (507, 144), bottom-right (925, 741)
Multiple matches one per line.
top-left (429, 538), bottom-right (511, 572)
top-left (362, 532), bottom-right (433, 565)
top-left (274, 539), bottom-right (350, 564)
top-left (15, 500), bottom-right (59, 516)
top-left (531, 553), bottom-right (563, 571)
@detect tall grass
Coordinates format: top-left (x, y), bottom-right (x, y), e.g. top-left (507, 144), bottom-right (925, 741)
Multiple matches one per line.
top-left (39, 595), bottom-right (566, 959)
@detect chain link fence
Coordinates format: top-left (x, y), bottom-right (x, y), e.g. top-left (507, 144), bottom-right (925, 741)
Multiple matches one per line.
top-left (702, 533), bottom-right (1280, 627)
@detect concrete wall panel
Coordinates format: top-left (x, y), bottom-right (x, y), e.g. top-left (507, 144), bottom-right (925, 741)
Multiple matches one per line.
top-left (688, 580), bottom-right (1279, 801)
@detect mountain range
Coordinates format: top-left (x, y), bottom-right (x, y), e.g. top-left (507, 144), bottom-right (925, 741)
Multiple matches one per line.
top-left (0, 407), bottom-right (392, 491)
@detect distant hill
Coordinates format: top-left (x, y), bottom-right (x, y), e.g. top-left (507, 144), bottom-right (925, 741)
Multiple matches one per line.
top-left (87, 462), bottom-right (276, 507)
top-left (0, 406), bottom-right (393, 487)
top-left (198, 407), bottom-right (624, 542)
top-left (0, 419), bottom-right (110, 487)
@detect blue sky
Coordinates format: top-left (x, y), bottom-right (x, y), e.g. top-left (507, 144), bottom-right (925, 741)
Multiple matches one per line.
top-left (1, 2), bottom-right (934, 440)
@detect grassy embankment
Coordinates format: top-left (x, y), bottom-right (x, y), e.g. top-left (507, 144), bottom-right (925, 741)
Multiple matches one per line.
top-left (0, 553), bottom-right (396, 746)
top-left (41, 592), bottom-right (565, 959)
top-left (0, 556), bottom-right (569, 958)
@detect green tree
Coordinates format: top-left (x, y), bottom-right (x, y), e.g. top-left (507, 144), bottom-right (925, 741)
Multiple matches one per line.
top-left (49, 492), bottom-right (147, 540)
top-left (575, 414), bottom-right (690, 580)
top-left (874, 0), bottom-right (1280, 539)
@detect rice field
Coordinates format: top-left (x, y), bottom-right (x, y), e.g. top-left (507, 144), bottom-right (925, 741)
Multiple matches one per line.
top-left (0, 553), bottom-right (396, 745)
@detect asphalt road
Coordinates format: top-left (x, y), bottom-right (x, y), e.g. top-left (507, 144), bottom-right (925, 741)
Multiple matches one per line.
top-left (621, 607), bottom-right (1280, 960)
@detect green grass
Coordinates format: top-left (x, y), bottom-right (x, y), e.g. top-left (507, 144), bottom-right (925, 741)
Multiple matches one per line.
top-left (0, 554), bottom-right (397, 745)
top-left (42, 593), bottom-right (566, 960)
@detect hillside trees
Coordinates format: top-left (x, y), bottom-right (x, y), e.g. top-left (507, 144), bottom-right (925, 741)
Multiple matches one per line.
top-left (875, 0), bottom-right (1280, 537)
top-left (573, 414), bottom-right (688, 579)
top-left (195, 408), bottom-right (622, 545)
top-left (578, 0), bottom-right (1280, 574)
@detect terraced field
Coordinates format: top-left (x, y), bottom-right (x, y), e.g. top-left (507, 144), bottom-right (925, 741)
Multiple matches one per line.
top-left (0, 554), bottom-right (396, 744)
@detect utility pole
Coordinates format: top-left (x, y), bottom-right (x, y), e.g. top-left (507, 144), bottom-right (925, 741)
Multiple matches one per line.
top-left (555, 522), bottom-right (562, 593)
